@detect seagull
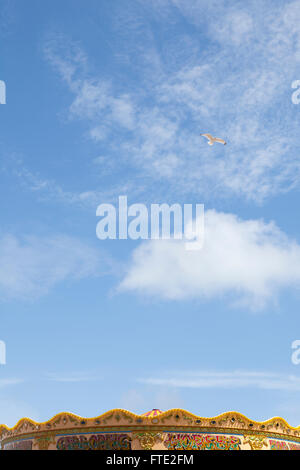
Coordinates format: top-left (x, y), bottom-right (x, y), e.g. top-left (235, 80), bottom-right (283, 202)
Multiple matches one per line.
top-left (201, 133), bottom-right (227, 146)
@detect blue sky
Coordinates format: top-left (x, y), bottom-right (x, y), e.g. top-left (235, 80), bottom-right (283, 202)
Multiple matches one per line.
top-left (2, 0), bottom-right (300, 427)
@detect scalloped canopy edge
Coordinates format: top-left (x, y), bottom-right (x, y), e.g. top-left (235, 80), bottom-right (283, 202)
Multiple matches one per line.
top-left (0, 408), bottom-right (299, 433)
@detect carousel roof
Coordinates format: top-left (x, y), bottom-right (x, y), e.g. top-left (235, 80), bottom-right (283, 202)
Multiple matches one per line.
top-left (141, 409), bottom-right (164, 418)
top-left (1, 408), bottom-right (300, 442)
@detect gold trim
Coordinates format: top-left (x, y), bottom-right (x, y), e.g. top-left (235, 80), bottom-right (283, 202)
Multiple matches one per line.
top-left (33, 434), bottom-right (56, 450)
top-left (132, 432), bottom-right (165, 450)
top-left (1, 409), bottom-right (299, 438)
top-left (243, 435), bottom-right (268, 450)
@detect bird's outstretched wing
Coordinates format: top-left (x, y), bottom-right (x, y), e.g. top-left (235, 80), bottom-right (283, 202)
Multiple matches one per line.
top-left (214, 138), bottom-right (227, 145)
top-left (201, 133), bottom-right (213, 141)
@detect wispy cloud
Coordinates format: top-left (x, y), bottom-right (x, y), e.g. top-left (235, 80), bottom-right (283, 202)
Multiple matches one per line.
top-left (0, 234), bottom-right (102, 300)
top-left (44, 35), bottom-right (137, 135)
top-left (7, 155), bottom-right (144, 208)
top-left (45, 372), bottom-right (100, 383)
top-left (139, 370), bottom-right (300, 392)
top-left (14, 162), bottom-right (124, 207)
top-left (0, 378), bottom-right (23, 388)
top-left (43, 1), bottom-right (300, 202)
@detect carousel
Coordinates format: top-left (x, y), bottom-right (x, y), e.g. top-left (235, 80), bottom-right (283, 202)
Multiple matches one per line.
top-left (1, 408), bottom-right (300, 450)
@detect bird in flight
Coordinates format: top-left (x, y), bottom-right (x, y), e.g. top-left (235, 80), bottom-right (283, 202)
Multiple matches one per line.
top-left (201, 133), bottom-right (227, 146)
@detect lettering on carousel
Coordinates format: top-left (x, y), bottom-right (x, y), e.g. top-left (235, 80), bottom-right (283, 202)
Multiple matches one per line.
top-left (0, 81), bottom-right (6, 104)
top-left (57, 433), bottom-right (131, 450)
top-left (269, 439), bottom-right (300, 450)
top-left (165, 433), bottom-right (241, 451)
top-left (4, 440), bottom-right (32, 450)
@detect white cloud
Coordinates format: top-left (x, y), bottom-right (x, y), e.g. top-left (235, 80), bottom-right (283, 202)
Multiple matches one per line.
top-left (0, 378), bottom-right (23, 388)
top-left (11, 158), bottom-right (139, 208)
top-left (44, 35), bottom-right (88, 86)
top-left (0, 234), bottom-right (101, 300)
top-left (70, 82), bottom-right (136, 131)
top-left (139, 370), bottom-right (300, 392)
top-left (45, 372), bottom-right (100, 383)
top-left (120, 210), bottom-right (300, 309)
top-left (44, 37), bottom-right (136, 134)
top-left (211, 10), bottom-right (254, 45)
